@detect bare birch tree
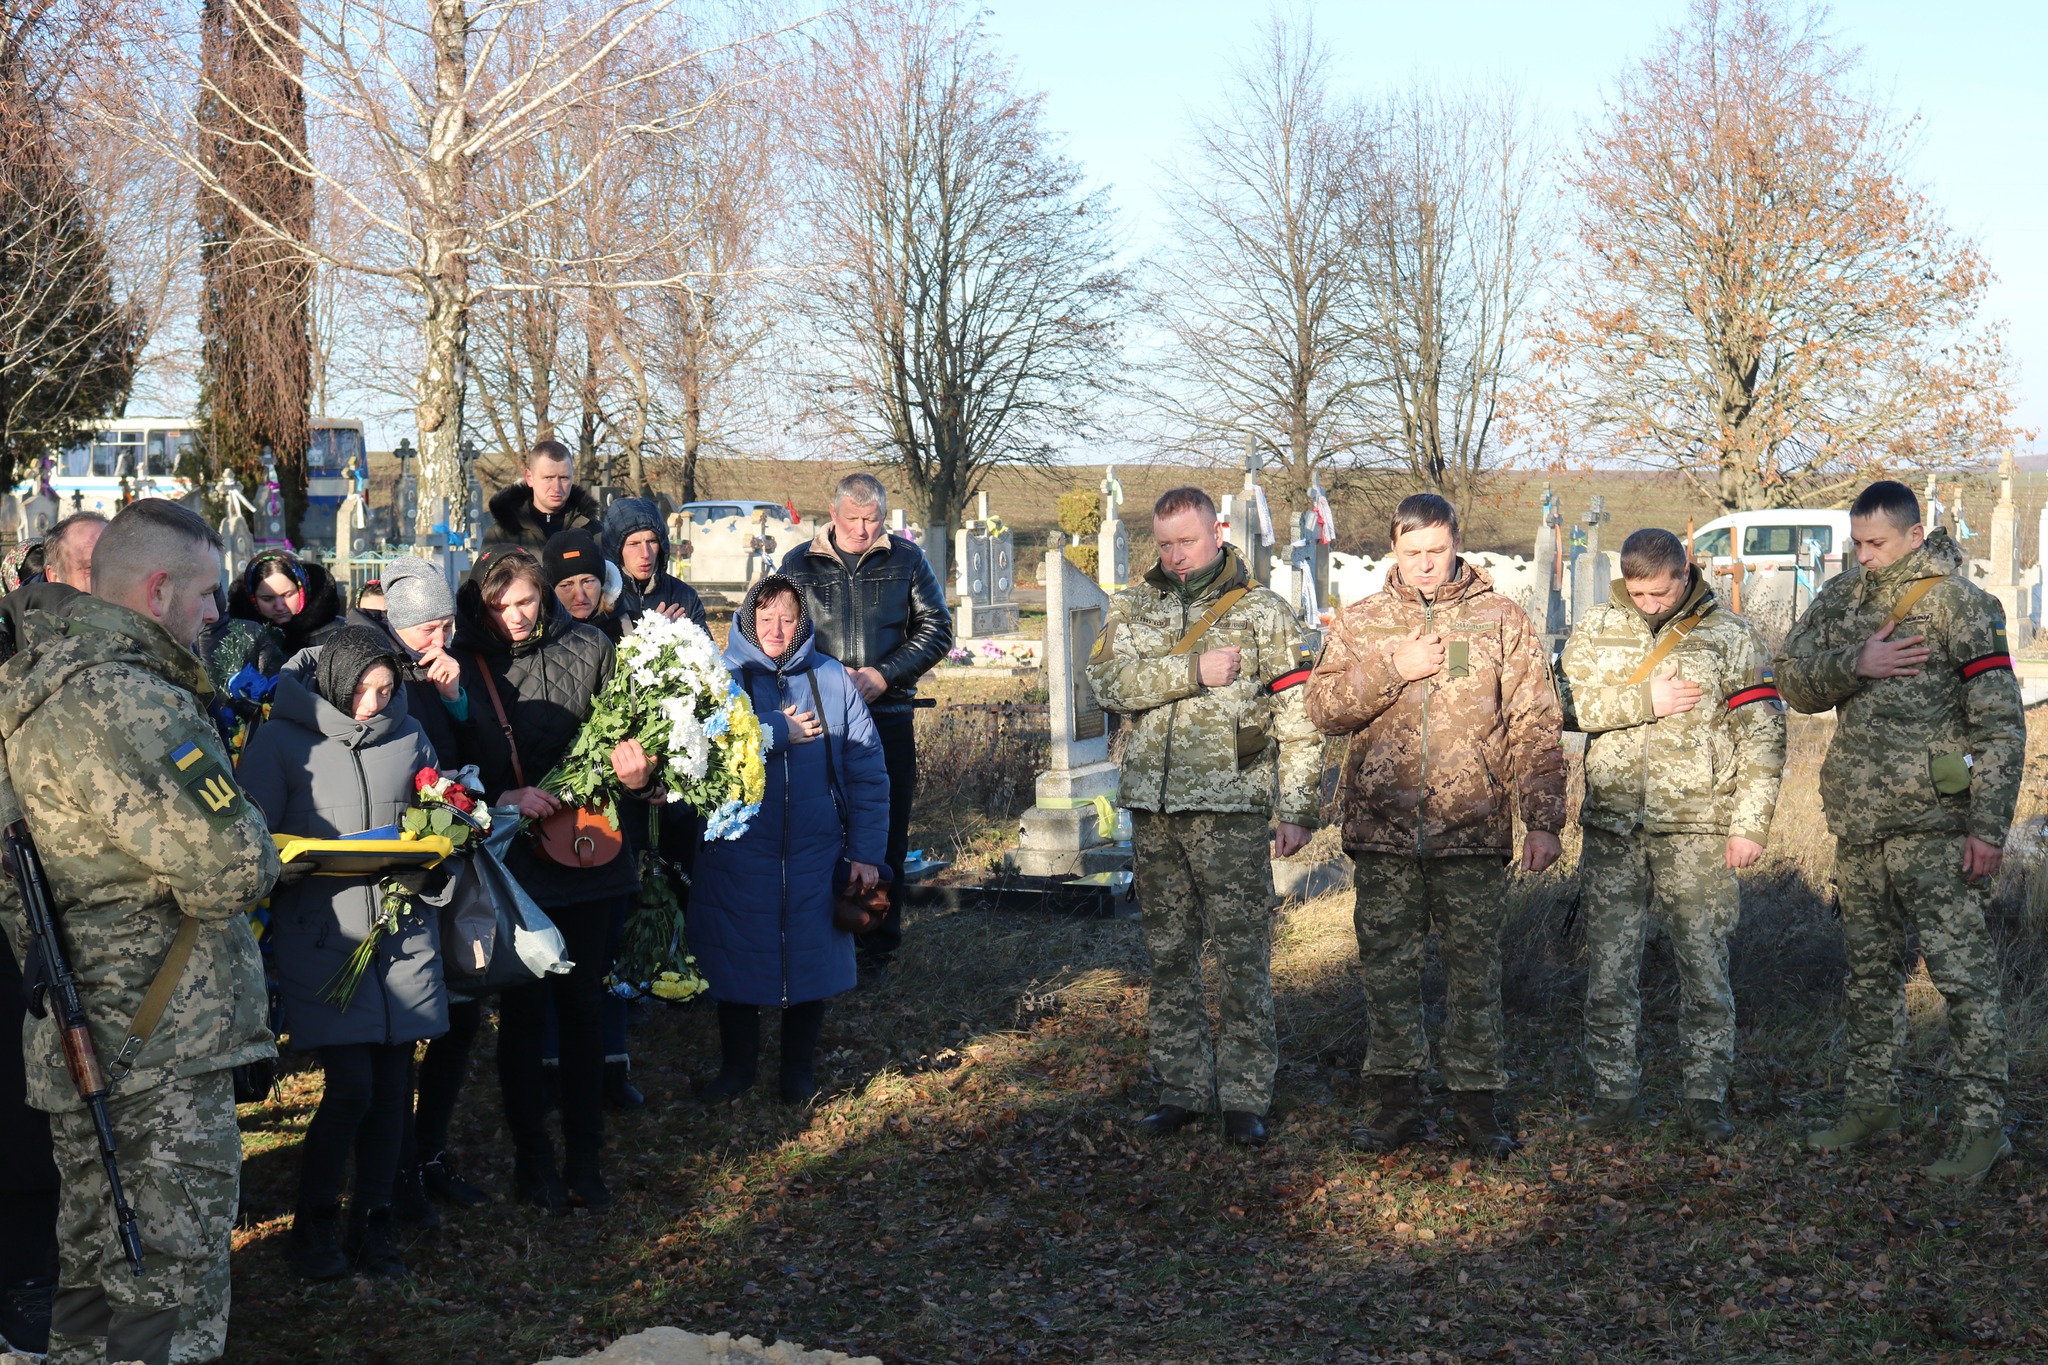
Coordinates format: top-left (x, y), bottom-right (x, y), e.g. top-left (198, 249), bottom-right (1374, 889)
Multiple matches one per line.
top-left (1346, 84), bottom-right (1542, 506)
top-left (794, 0), bottom-right (1123, 548)
top-left (1144, 13), bottom-right (1368, 508)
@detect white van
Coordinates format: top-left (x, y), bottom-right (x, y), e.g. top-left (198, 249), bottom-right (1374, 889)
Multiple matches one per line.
top-left (1688, 509), bottom-right (1851, 569)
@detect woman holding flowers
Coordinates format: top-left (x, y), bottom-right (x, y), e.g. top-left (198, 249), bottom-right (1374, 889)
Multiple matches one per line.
top-left (452, 547), bottom-right (653, 1214)
top-left (238, 626), bottom-right (444, 1283)
top-left (690, 574), bottom-right (889, 1105)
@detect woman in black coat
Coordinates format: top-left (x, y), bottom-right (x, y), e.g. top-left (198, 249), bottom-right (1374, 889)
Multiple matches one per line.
top-left (240, 628), bottom-right (443, 1281)
top-left (451, 548), bottom-right (656, 1213)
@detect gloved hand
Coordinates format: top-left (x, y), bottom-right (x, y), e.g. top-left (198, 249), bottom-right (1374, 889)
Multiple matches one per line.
top-left (275, 858), bottom-right (316, 888)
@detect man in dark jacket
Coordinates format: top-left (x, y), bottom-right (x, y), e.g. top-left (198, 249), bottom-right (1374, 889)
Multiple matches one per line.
top-left (601, 496), bottom-right (705, 630)
top-left (780, 473), bottom-right (953, 976)
top-left (481, 440), bottom-right (603, 554)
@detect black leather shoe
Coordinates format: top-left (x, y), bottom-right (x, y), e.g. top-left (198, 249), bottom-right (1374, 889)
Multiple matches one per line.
top-left (695, 1069), bottom-right (756, 1104)
top-left (287, 1206), bottom-right (350, 1281)
top-left (347, 1205), bottom-right (407, 1279)
top-left (1135, 1103), bottom-right (1202, 1137)
top-left (779, 1069), bottom-right (819, 1106)
top-left (1223, 1111), bottom-right (1268, 1146)
top-left (391, 1164), bottom-right (442, 1229)
top-left (563, 1154), bottom-right (614, 1213)
top-left (514, 1151), bottom-right (570, 1214)
top-left (0, 1274), bottom-right (55, 1355)
top-left (604, 1059), bottom-right (647, 1110)
top-left (420, 1151), bottom-right (489, 1208)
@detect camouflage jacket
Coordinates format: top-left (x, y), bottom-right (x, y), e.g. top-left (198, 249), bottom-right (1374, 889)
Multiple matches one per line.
top-left (0, 594), bottom-right (279, 1111)
top-left (1307, 560), bottom-right (1565, 857)
top-left (1085, 550), bottom-right (1322, 826)
top-left (1559, 570), bottom-right (1786, 843)
top-left (1775, 528), bottom-right (2023, 846)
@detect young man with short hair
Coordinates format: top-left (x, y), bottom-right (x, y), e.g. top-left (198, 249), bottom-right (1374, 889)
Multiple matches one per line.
top-left (1776, 480), bottom-right (2023, 1182)
top-left (482, 440), bottom-right (603, 553)
top-left (1307, 493), bottom-right (1565, 1158)
top-left (1086, 487), bottom-right (1320, 1146)
top-left (1558, 527), bottom-right (1785, 1144)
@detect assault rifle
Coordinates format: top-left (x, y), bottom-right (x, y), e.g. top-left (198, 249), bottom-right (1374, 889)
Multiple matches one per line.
top-left (11, 817), bottom-right (147, 1275)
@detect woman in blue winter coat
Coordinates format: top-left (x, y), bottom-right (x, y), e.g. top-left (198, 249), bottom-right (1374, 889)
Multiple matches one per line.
top-left (238, 626), bottom-right (446, 1283)
top-left (690, 574), bottom-right (889, 1104)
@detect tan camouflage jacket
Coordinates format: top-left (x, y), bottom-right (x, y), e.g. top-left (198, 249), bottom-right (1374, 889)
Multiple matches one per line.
top-left (1559, 570), bottom-right (1786, 843)
top-left (1307, 560), bottom-right (1565, 857)
top-left (1775, 528), bottom-right (2023, 847)
top-left (0, 594), bottom-right (279, 1111)
top-left (1085, 550), bottom-right (1322, 827)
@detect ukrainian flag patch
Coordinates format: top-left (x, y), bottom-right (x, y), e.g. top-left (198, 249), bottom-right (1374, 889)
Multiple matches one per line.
top-left (170, 740), bottom-right (204, 772)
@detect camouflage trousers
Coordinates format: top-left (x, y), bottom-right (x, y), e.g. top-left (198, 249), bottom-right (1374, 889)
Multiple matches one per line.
top-left (1132, 810), bottom-right (1277, 1115)
top-left (1579, 827), bottom-right (1739, 1102)
top-left (48, 1069), bottom-right (239, 1365)
top-left (1351, 853), bottom-right (1511, 1093)
top-left (1835, 834), bottom-right (2007, 1128)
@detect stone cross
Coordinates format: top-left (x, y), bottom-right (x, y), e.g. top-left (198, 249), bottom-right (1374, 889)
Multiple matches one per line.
top-left (953, 491), bottom-right (1019, 636)
top-left (1096, 464), bottom-right (1129, 591)
top-left (1224, 435), bottom-right (1272, 583)
top-left (1012, 551), bottom-right (1122, 878)
top-left (1571, 494), bottom-right (1611, 624)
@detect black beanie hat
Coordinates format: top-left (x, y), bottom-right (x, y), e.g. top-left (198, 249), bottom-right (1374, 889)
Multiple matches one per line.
top-left (542, 529), bottom-right (604, 589)
top-left (315, 625), bottom-right (402, 714)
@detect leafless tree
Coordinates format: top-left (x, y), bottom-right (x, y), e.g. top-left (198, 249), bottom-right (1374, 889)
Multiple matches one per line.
top-left (1143, 13), bottom-right (1369, 509)
top-left (1527, 0), bottom-right (2019, 511)
top-left (793, 0), bottom-right (1124, 553)
top-left (1346, 84), bottom-right (1543, 506)
top-left (97, 0), bottom-right (777, 539)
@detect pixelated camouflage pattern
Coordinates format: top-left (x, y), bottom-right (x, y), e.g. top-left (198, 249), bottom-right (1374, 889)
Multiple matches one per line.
top-left (1131, 810), bottom-right (1278, 1114)
top-left (1086, 550), bottom-right (1322, 826)
top-left (1775, 528), bottom-right (2024, 846)
top-left (1350, 852), bottom-right (1512, 1092)
top-left (0, 593), bottom-right (279, 1113)
top-left (1578, 827), bottom-right (1739, 1102)
top-left (1560, 572), bottom-right (1785, 844)
top-left (1835, 833), bottom-right (2007, 1128)
top-left (1308, 560), bottom-right (1565, 857)
top-left (47, 1070), bottom-right (238, 1365)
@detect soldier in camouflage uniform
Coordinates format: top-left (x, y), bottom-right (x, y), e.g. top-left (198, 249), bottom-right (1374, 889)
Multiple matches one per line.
top-left (1085, 487), bottom-right (1321, 1147)
top-left (0, 500), bottom-right (280, 1365)
top-left (1308, 494), bottom-right (1566, 1159)
top-left (1558, 529), bottom-right (1785, 1144)
top-left (1776, 481), bottom-right (2022, 1184)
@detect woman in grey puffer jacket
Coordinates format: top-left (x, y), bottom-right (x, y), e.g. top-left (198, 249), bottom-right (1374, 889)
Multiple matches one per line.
top-left (239, 627), bottom-right (445, 1283)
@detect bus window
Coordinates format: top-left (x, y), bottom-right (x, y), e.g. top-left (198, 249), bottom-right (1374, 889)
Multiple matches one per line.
top-left (1693, 527), bottom-right (1731, 558)
top-left (145, 430), bottom-right (184, 478)
top-left (309, 427), bottom-right (366, 475)
top-left (1797, 525), bottom-right (1833, 554)
top-left (60, 441), bottom-right (90, 477)
top-left (92, 431), bottom-right (142, 478)
top-left (1742, 525), bottom-right (1797, 556)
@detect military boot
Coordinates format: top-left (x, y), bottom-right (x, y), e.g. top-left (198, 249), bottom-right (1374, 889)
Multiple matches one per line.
top-left (1349, 1075), bottom-right (1427, 1154)
top-left (1924, 1126), bottom-right (2011, 1185)
top-left (1805, 1104), bottom-right (1902, 1153)
top-left (286, 1205), bottom-right (350, 1281)
top-left (1573, 1094), bottom-right (1640, 1137)
top-left (1680, 1098), bottom-right (1735, 1146)
top-left (1452, 1091), bottom-right (1519, 1160)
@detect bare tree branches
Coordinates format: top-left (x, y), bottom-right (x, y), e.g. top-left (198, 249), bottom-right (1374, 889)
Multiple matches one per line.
top-left (1526, 0), bottom-right (2019, 511)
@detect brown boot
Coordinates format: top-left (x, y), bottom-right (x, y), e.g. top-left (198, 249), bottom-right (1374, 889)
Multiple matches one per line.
top-left (1452, 1090), bottom-right (1518, 1159)
top-left (1349, 1075), bottom-right (1427, 1153)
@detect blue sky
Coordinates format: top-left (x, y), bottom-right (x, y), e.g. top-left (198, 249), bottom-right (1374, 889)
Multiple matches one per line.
top-left (982, 0), bottom-right (2048, 453)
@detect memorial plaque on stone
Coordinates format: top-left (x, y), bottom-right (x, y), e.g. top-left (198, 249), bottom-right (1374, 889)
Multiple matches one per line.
top-left (1069, 605), bottom-right (1105, 741)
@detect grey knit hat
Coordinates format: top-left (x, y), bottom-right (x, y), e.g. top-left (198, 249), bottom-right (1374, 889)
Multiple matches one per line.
top-left (382, 556), bottom-right (456, 631)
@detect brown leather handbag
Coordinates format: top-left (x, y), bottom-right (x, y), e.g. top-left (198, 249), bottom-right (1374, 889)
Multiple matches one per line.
top-left (471, 655), bottom-right (625, 869)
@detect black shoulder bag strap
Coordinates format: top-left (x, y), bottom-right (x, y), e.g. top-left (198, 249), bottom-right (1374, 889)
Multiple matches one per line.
top-left (807, 667), bottom-right (847, 837)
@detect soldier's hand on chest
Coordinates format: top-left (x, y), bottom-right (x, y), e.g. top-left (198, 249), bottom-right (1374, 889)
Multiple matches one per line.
top-left (1856, 621), bottom-right (1930, 680)
top-left (1393, 625), bottom-right (1445, 682)
top-left (1650, 663), bottom-right (1703, 718)
top-left (1198, 646), bottom-right (1241, 687)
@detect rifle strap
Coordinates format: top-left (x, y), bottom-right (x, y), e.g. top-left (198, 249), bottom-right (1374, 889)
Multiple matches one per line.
top-left (1621, 608), bottom-right (1711, 686)
top-left (110, 914), bottom-right (200, 1081)
top-left (1169, 587), bottom-right (1252, 657)
top-left (1886, 576), bottom-right (1944, 629)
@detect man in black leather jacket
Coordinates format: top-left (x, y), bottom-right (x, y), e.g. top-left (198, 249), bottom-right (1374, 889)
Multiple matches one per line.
top-left (780, 473), bottom-right (953, 976)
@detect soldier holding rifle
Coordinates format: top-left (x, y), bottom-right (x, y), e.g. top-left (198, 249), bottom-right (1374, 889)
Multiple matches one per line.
top-left (0, 500), bottom-right (279, 1365)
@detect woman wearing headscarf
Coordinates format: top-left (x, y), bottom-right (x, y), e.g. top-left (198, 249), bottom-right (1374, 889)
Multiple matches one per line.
top-left (226, 548), bottom-right (347, 660)
top-left (689, 574), bottom-right (889, 1105)
top-left (452, 548), bottom-right (653, 1213)
top-left (238, 627), bottom-right (444, 1282)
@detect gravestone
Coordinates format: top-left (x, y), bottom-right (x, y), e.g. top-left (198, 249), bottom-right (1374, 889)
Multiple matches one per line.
top-left (1012, 552), bottom-right (1124, 879)
top-left (1096, 465), bottom-right (1129, 591)
top-left (217, 472), bottom-right (256, 579)
top-left (1570, 495), bottom-right (1611, 625)
top-left (332, 492), bottom-right (372, 598)
top-left (255, 453), bottom-right (289, 548)
top-left (953, 491), bottom-right (1020, 636)
top-left (1223, 437), bottom-right (1273, 584)
top-left (1985, 450), bottom-right (2033, 647)
top-left (1532, 481), bottom-right (1567, 635)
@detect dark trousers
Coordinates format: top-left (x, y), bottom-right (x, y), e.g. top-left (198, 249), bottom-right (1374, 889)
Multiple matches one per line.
top-left (867, 709), bottom-right (917, 961)
top-left (404, 998), bottom-right (481, 1167)
top-left (542, 899), bottom-right (632, 1060)
top-left (0, 939), bottom-right (58, 1287)
top-left (498, 896), bottom-right (619, 1161)
top-left (299, 1042), bottom-right (413, 1208)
